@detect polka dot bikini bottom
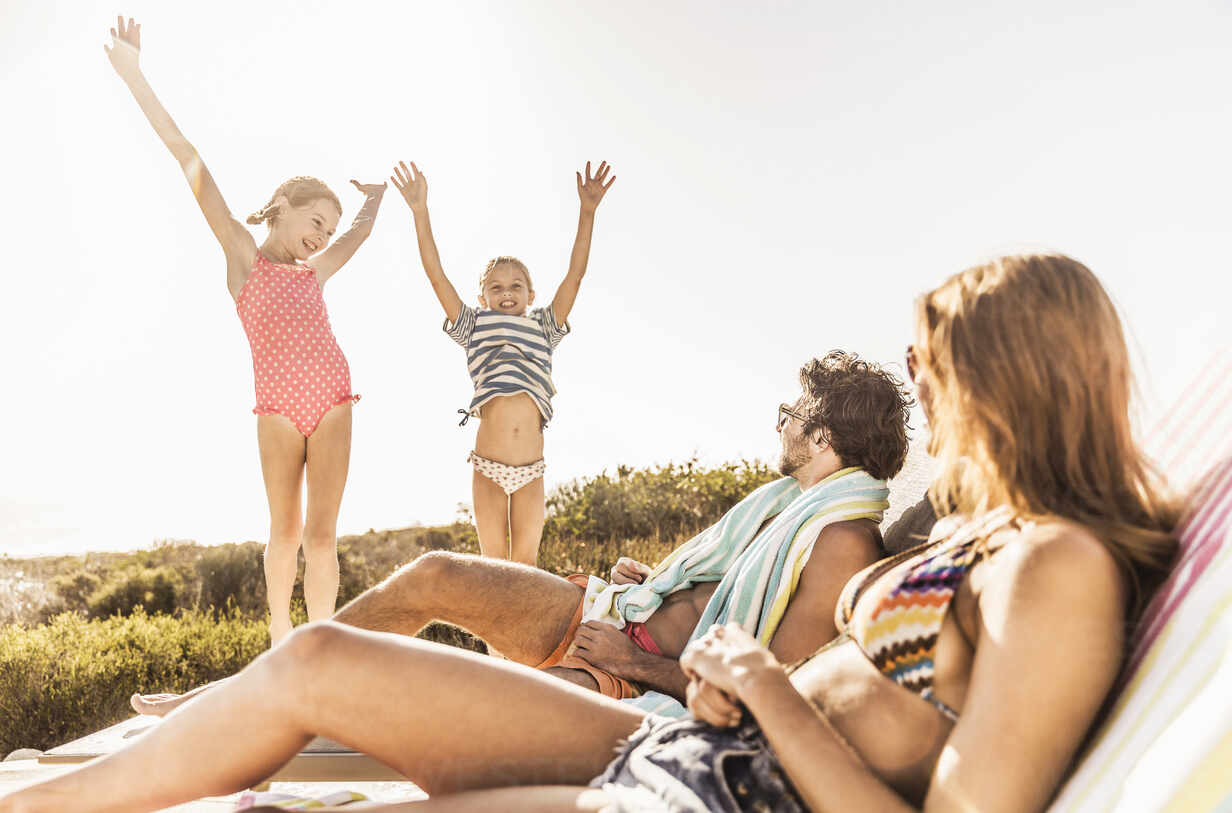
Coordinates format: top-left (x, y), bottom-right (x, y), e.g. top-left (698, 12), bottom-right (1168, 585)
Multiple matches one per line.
top-left (467, 451), bottom-right (545, 495)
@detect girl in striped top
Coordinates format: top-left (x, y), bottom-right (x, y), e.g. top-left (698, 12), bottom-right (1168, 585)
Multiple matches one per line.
top-left (390, 159), bottom-right (615, 565)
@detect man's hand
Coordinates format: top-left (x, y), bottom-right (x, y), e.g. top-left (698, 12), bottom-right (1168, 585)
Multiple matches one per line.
top-left (391, 160), bottom-right (427, 213)
top-left (104, 15), bottom-right (141, 78)
top-left (611, 557), bottom-right (653, 585)
top-left (576, 160), bottom-right (615, 214)
top-left (571, 621), bottom-right (643, 674)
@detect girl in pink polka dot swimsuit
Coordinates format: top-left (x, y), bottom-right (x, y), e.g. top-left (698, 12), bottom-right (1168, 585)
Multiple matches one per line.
top-left (106, 16), bottom-right (385, 644)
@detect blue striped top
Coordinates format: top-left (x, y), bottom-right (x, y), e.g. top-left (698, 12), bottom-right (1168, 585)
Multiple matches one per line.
top-left (445, 305), bottom-right (571, 427)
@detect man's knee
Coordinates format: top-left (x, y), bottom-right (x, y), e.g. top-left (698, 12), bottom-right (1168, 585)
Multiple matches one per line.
top-left (370, 550), bottom-right (475, 609)
top-left (388, 550), bottom-right (463, 588)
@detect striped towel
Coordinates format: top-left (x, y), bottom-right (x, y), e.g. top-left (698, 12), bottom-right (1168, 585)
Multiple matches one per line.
top-left (235, 789), bottom-right (371, 809)
top-left (586, 467), bottom-right (889, 716)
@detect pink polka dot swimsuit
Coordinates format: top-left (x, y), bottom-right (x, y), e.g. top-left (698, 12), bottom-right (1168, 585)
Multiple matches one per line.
top-left (235, 253), bottom-right (359, 436)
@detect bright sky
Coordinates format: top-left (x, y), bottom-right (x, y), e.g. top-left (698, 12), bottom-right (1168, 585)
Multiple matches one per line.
top-left (2, 1), bottom-right (1229, 557)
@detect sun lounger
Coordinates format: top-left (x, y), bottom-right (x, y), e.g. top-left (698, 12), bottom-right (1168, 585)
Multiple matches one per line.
top-left (1049, 348), bottom-right (1232, 811)
top-left (38, 715), bottom-right (406, 785)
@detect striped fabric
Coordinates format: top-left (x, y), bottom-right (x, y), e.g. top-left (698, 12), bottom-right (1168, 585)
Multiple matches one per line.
top-left (444, 305), bottom-right (570, 426)
top-left (1049, 347), bottom-right (1232, 812)
top-left (841, 508), bottom-right (1016, 712)
top-left (609, 467), bottom-right (889, 717)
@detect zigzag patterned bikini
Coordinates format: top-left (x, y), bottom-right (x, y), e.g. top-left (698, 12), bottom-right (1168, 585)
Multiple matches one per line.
top-left (839, 507), bottom-right (1019, 720)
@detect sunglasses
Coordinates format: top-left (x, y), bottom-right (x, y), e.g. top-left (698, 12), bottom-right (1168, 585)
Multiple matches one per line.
top-left (777, 403), bottom-right (808, 430)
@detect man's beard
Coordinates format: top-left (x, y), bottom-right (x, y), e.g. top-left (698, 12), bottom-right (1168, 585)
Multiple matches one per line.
top-left (777, 438), bottom-right (811, 477)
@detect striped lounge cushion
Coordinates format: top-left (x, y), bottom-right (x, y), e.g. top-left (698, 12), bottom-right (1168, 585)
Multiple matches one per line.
top-left (1050, 349), bottom-right (1232, 812)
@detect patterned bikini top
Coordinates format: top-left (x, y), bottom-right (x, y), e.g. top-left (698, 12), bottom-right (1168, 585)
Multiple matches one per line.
top-left (837, 508), bottom-right (1020, 721)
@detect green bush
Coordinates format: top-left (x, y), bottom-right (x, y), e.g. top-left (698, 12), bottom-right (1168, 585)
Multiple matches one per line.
top-left (195, 543), bottom-right (266, 616)
top-left (0, 609), bottom-right (267, 755)
top-left (544, 458), bottom-right (777, 543)
top-left (86, 566), bottom-right (184, 619)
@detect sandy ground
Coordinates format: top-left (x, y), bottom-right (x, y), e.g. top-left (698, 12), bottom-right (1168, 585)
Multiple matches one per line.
top-left (0, 760), bottom-right (427, 810)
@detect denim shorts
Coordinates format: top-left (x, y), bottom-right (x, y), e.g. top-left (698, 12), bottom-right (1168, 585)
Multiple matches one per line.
top-left (588, 714), bottom-right (806, 812)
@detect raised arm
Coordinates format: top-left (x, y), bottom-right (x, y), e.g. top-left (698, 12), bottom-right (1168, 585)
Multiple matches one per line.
top-left (391, 161), bottom-right (463, 323)
top-left (312, 180), bottom-right (386, 285)
top-left (104, 16), bottom-right (255, 295)
top-left (551, 161), bottom-right (615, 325)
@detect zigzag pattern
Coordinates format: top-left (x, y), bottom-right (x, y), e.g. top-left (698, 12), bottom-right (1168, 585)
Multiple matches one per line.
top-left (847, 511), bottom-right (1010, 701)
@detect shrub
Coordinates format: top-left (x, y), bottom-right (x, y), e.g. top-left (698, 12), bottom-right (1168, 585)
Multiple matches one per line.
top-left (0, 609), bottom-right (267, 755)
top-left (543, 458), bottom-right (778, 543)
top-left (86, 566), bottom-right (184, 619)
top-left (195, 543), bottom-right (266, 616)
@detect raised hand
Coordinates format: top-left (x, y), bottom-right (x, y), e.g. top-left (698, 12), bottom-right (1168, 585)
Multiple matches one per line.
top-left (350, 179), bottom-right (387, 198)
top-left (391, 161), bottom-right (428, 212)
top-left (104, 15), bottom-right (141, 77)
top-left (576, 160), bottom-right (615, 213)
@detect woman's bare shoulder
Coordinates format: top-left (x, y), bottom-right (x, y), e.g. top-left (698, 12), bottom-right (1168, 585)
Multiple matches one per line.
top-left (980, 516), bottom-right (1126, 615)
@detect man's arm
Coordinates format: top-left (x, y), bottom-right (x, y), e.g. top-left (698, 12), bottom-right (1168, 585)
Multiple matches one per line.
top-left (766, 519), bottom-right (884, 664)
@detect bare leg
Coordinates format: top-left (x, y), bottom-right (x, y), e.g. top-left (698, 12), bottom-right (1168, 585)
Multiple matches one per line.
top-left (335, 552), bottom-right (583, 664)
top-left (3, 623), bottom-right (644, 813)
top-left (132, 552), bottom-right (588, 716)
top-left (303, 402), bottom-right (352, 620)
top-left (472, 468), bottom-right (511, 559)
top-left (508, 476), bottom-right (545, 566)
top-left (257, 414), bottom-right (308, 645)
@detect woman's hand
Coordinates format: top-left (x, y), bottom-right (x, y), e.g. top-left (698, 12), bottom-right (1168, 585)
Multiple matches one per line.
top-left (686, 676), bottom-right (744, 729)
top-left (576, 160), bottom-right (615, 213)
top-left (680, 623), bottom-right (784, 700)
top-left (104, 15), bottom-right (141, 78)
top-left (391, 161), bottom-right (427, 213)
top-left (610, 557), bottom-right (653, 585)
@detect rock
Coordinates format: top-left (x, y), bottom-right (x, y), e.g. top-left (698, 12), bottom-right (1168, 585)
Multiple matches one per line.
top-left (4, 748), bottom-right (43, 761)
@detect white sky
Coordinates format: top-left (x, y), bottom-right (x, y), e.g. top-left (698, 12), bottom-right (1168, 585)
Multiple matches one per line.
top-left (2, 0), bottom-right (1229, 557)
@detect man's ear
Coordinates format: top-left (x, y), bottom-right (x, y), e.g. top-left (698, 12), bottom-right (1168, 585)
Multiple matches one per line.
top-left (527, 289), bottom-right (536, 306)
top-left (478, 294), bottom-right (488, 309)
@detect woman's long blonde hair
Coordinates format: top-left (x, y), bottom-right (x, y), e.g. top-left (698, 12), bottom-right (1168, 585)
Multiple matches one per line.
top-left (917, 253), bottom-right (1178, 614)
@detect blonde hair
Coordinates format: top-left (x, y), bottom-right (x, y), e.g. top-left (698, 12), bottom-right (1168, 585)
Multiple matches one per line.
top-left (480, 256), bottom-right (533, 293)
top-left (246, 176), bottom-right (342, 227)
top-left (917, 253), bottom-right (1178, 614)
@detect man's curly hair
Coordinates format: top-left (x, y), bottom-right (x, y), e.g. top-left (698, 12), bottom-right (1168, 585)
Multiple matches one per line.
top-left (797, 350), bottom-right (914, 481)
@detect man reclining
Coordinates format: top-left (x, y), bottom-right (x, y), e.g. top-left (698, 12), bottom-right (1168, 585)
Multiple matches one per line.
top-left (133, 350), bottom-right (912, 715)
